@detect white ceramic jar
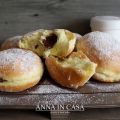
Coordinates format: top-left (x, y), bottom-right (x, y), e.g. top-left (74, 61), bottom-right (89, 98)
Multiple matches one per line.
top-left (90, 16), bottom-right (120, 41)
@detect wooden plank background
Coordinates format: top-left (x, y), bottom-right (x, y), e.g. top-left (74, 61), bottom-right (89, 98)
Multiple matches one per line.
top-left (0, 0), bottom-right (120, 43)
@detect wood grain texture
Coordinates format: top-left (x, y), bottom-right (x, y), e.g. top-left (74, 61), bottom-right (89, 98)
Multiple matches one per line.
top-left (2, 108), bottom-right (120, 120)
top-left (0, 110), bottom-right (50, 120)
top-left (0, 0), bottom-right (120, 43)
top-left (1, 79), bottom-right (120, 95)
top-left (0, 93), bottom-right (120, 108)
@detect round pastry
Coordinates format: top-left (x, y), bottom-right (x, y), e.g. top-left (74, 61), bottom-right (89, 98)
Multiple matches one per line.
top-left (74, 33), bottom-right (82, 40)
top-left (19, 29), bottom-right (76, 58)
top-left (77, 31), bottom-right (120, 82)
top-left (1, 36), bottom-right (22, 50)
top-left (0, 48), bottom-right (44, 92)
top-left (74, 33), bottom-right (82, 50)
top-left (45, 51), bottom-right (97, 89)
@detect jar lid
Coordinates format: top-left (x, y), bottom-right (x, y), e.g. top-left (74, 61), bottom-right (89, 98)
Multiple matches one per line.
top-left (90, 16), bottom-right (120, 30)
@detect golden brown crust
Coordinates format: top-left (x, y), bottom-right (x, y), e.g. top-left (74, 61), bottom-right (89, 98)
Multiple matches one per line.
top-left (0, 78), bottom-right (40, 92)
top-left (69, 51), bottom-right (89, 60)
top-left (77, 31), bottom-right (120, 82)
top-left (74, 33), bottom-right (82, 51)
top-left (1, 36), bottom-right (22, 50)
top-left (45, 51), bottom-right (97, 89)
top-left (45, 57), bottom-right (83, 88)
top-left (74, 33), bottom-right (82, 41)
top-left (0, 48), bottom-right (44, 92)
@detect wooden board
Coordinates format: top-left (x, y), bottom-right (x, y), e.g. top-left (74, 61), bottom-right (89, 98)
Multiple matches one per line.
top-left (1, 78), bottom-right (120, 109)
top-left (0, 0), bottom-right (120, 109)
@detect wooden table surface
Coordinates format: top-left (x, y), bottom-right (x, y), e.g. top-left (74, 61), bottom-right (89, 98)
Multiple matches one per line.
top-left (1, 108), bottom-right (120, 120)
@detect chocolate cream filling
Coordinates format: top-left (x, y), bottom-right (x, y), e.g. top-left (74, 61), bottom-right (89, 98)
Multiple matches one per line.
top-left (0, 78), bottom-right (7, 82)
top-left (43, 34), bottom-right (57, 49)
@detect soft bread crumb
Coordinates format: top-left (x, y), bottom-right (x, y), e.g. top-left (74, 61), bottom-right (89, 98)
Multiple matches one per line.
top-left (19, 29), bottom-right (76, 58)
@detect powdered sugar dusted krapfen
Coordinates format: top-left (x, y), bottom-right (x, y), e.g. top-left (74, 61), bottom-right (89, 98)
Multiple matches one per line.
top-left (83, 31), bottom-right (120, 61)
top-left (0, 48), bottom-right (38, 74)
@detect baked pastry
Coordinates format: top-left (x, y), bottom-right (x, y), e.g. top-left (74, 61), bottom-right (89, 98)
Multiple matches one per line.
top-left (74, 33), bottom-right (82, 50)
top-left (1, 36), bottom-right (22, 50)
top-left (19, 29), bottom-right (76, 58)
top-left (0, 48), bottom-right (44, 92)
top-left (77, 31), bottom-right (120, 82)
top-left (74, 33), bottom-right (82, 40)
top-left (45, 51), bottom-right (97, 89)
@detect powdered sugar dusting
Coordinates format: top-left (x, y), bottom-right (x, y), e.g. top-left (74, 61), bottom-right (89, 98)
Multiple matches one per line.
top-left (1, 81), bottom-right (120, 107)
top-left (88, 81), bottom-right (120, 92)
top-left (25, 80), bottom-right (120, 94)
top-left (83, 31), bottom-right (120, 61)
top-left (0, 48), bottom-right (38, 75)
top-left (1, 36), bottom-right (22, 49)
top-left (5, 36), bottom-right (22, 45)
top-left (0, 93), bottom-right (119, 107)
